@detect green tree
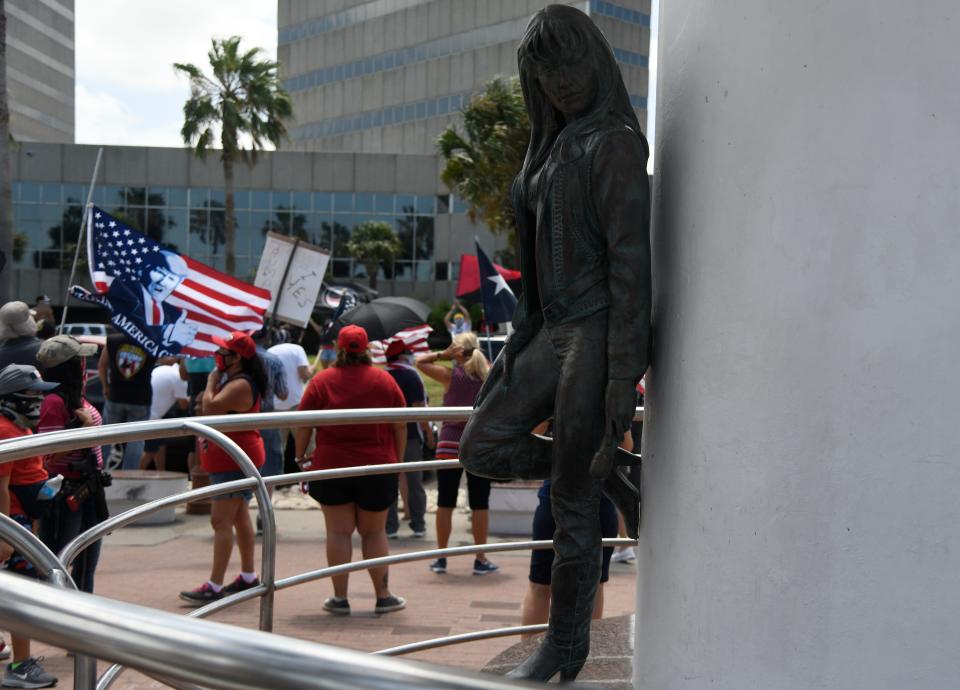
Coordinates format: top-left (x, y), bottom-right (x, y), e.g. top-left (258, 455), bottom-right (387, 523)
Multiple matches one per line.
top-left (175, 36), bottom-right (292, 275)
top-left (436, 76), bottom-right (529, 264)
top-left (345, 221), bottom-right (402, 291)
top-left (0, 1), bottom-right (12, 300)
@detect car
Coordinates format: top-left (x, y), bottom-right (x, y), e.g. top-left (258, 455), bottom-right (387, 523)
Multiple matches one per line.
top-left (61, 323), bottom-right (110, 337)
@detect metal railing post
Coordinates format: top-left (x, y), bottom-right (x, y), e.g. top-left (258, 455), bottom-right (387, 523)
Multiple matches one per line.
top-left (182, 421), bottom-right (277, 634)
top-left (0, 515), bottom-right (97, 689)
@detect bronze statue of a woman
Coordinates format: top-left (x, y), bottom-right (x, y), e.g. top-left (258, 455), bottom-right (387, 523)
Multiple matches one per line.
top-left (459, 4), bottom-right (651, 682)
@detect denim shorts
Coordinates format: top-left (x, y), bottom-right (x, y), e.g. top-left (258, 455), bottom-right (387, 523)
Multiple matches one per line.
top-left (208, 470), bottom-right (254, 501)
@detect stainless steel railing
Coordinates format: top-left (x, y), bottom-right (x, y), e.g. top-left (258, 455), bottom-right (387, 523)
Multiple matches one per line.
top-left (0, 407), bottom-right (642, 690)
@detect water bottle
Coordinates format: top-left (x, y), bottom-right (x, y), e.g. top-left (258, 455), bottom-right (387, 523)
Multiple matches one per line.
top-left (37, 475), bottom-right (63, 501)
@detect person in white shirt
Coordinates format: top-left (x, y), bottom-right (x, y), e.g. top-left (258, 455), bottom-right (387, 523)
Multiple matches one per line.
top-left (267, 341), bottom-right (313, 469)
top-left (139, 364), bottom-right (189, 470)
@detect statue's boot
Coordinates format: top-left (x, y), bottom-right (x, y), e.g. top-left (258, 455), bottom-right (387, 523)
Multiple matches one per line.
top-left (602, 467), bottom-right (641, 539)
top-left (506, 638), bottom-right (587, 683)
top-left (507, 561), bottom-right (598, 683)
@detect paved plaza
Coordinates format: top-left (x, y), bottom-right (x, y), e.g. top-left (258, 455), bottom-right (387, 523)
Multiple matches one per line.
top-left (22, 488), bottom-right (638, 688)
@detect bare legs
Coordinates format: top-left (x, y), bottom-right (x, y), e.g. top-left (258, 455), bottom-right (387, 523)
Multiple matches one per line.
top-left (209, 496), bottom-right (255, 584)
top-left (321, 503), bottom-right (394, 599)
top-left (521, 582), bottom-right (605, 638)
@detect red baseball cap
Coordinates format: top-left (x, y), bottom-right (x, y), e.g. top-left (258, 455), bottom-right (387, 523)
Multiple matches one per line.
top-left (384, 339), bottom-right (407, 358)
top-left (211, 330), bottom-right (257, 359)
top-left (337, 325), bottom-right (369, 354)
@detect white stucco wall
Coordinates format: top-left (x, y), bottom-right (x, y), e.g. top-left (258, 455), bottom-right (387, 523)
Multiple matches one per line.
top-left (636, 1), bottom-right (960, 688)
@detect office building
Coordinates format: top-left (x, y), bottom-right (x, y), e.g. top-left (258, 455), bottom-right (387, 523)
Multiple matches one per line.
top-left (3, 0), bottom-right (75, 142)
top-left (10, 142), bottom-right (489, 306)
top-left (278, 0), bottom-right (650, 154)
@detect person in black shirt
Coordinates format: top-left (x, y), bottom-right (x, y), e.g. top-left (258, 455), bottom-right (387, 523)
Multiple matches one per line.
top-left (98, 333), bottom-right (156, 469)
top-left (383, 340), bottom-right (434, 538)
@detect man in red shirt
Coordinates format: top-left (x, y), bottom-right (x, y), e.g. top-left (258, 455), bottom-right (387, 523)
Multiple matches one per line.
top-left (294, 325), bottom-right (408, 615)
top-left (0, 364), bottom-right (60, 688)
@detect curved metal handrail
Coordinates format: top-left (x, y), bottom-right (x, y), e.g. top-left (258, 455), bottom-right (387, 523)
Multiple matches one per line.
top-left (0, 575), bottom-right (535, 690)
top-left (0, 407), bottom-right (644, 689)
top-left (0, 406), bottom-right (643, 465)
top-left (376, 625), bottom-right (550, 656)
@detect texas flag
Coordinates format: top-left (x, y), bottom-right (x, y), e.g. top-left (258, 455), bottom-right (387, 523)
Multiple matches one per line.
top-left (475, 239), bottom-right (517, 325)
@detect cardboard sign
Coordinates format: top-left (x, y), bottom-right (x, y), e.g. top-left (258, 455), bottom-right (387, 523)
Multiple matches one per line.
top-left (254, 232), bottom-right (330, 327)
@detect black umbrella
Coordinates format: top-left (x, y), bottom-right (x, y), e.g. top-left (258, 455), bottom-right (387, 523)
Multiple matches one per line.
top-left (331, 296), bottom-right (431, 342)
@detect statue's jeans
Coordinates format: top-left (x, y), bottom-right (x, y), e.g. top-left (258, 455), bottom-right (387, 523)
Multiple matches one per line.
top-left (461, 311), bottom-right (608, 664)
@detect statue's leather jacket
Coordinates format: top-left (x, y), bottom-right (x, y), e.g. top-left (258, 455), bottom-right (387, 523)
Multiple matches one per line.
top-left (507, 114), bottom-right (651, 382)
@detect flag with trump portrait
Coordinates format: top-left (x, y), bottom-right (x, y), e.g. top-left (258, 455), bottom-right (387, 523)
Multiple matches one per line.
top-left (71, 205), bottom-right (271, 358)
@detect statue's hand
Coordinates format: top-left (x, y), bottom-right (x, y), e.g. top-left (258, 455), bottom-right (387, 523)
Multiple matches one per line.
top-left (605, 379), bottom-right (637, 441)
top-left (589, 379), bottom-right (637, 479)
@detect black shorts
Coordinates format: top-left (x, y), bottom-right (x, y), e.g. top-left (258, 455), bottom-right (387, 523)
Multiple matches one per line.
top-left (529, 492), bottom-right (619, 585)
top-left (308, 473), bottom-right (398, 512)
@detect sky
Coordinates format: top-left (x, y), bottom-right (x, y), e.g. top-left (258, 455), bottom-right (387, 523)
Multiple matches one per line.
top-left (75, 0), bottom-right (658, 164)
top-left (75, 0), bottom-right (277, 147)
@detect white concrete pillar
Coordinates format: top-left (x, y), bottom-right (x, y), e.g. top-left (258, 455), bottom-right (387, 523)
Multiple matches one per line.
top-left (637, 2), bottom-right (960, 689)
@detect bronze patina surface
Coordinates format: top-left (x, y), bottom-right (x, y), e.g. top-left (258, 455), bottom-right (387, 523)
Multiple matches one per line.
top-left (459, 4), bottom-right (652, 683)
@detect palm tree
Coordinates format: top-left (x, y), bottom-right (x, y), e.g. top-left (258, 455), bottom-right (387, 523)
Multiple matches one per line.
top-left (345, 221), bottom-right (403, 291)
top-left (437, 76), bottom-right (529, 265)
top-left (0, 1), bottom-right (13, 301)
top-left (175, 36), bottom-right (292, 275)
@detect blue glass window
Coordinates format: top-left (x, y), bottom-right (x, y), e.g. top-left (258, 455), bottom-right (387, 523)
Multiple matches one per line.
top-left (40, 183), bottom-right (61, 203)
top-left (415, 101), bottom-right (426, 119)
top-left (354, 193), bottom-right (374, 212)
top-left (313, 192), bottom-right (332, 212)
top-left (291, 191), bottom-right (311, 211)
top-left (334, 193), bottom-right (353, 212)
top-left (251, 190), bottom-right (270, 209)
top-left (374, 194), bottom-right (394, 213)
top-left (404, 104), bottom-right (415, 121)
top-left (272, 191), bottom-right (291, 209)
top-left (190, 188), bottom-right (209, 208)
top-left (415, 195), bottom-right (435, 215)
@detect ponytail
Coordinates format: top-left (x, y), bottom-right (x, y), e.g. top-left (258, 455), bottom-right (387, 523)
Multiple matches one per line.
top-left (453, 332), bottom-right (489, 381)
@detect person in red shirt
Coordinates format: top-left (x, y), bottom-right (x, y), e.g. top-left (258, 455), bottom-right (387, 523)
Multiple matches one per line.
top-left (180, 331), bottom-right (267, 605)
top-left (0, 364), bottom-right (60, 688)
top-left (295, 325), bottom-right (407, 615)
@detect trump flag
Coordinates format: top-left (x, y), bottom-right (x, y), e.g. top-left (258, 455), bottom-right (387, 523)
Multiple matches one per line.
top-left (71, 205), bottom-right (271, 357)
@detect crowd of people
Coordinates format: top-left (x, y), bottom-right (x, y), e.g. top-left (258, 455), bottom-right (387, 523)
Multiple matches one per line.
top-left (0, 295), bottom-right (640, 679)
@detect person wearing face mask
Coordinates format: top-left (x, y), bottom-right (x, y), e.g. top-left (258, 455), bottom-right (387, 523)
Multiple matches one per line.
top-left (0, 364), bottom-right (60, 689)
top-left (35, 335), bottom-right (104, 595)
top-left (179, 331), bottom-right (266, 605)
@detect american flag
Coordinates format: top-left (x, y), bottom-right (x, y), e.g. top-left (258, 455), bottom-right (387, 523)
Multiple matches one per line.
top-left (72, 205), bottom-right (271, 357)
top-left (368, 324), bottom-right (432, 364)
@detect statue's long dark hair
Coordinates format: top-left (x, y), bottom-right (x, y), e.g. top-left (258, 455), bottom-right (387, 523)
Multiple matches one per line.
top-left (515, 5), bottom-right (646, 208)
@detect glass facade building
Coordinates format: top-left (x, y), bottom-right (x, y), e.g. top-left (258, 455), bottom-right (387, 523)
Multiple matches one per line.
top-left (278, 0), bottom-right (651, 155)
top-left (10, 144), bottom-right (486, 306)
top-left (2, 0), bottom-right (75, 142)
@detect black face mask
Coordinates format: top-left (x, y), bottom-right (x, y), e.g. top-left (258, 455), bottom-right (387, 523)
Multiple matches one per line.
top-left (0, 393), bottom-right (42, 428)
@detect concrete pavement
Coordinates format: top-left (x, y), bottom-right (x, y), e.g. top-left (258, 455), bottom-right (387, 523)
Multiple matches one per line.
top-left (14, 487), bottom-right (638, 688)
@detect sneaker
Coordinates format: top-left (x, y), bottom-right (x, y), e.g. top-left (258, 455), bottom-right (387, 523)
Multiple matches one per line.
top-left (222, 574), bottom-right (260, 594)
top-left (374, 595), bottom-right (406, 614)
top-left (386, 531), bottom-right (399, 540)
top-left (611, 547), bottom-right (636, 564)
top-left (429, 558), bottom-right (447, 574)
top-left (0, 643), bottom-right (9, 662)
top-left (3, 657), bottom-right (57, 688)
top-left (322, 597), bottom-right (350, 615)
top-left (178, 582), bottom-right (223, 605)
top-left (472, 558), bottom-right (500, 576)
top-left (411, 527), bottom-right (427, 538)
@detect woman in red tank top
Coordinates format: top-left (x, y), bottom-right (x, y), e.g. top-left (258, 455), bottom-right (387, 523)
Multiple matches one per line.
top-left (179, 331), bottom-right (267, 605)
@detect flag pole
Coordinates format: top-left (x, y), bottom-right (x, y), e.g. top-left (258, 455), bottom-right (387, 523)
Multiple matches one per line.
top-left (59, 147), bottom-right (103, 332)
